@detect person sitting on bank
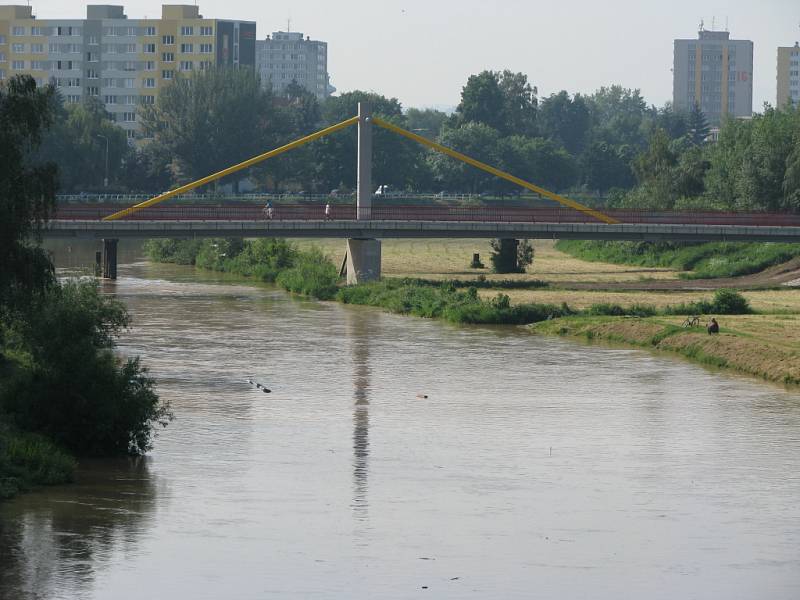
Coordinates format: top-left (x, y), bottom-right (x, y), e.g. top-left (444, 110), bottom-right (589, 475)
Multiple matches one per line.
top-left (707, 318), bottom-right (720, 335)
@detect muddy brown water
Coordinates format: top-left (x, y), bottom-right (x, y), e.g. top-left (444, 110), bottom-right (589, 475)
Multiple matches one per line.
top-left (1, 243), bottom-right (800, 599)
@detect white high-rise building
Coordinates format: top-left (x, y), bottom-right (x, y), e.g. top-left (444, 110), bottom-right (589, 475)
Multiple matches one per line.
top-left (673, 27), bottom-right (753, 125)
top-left (256, 31), bottom-right (333, 100)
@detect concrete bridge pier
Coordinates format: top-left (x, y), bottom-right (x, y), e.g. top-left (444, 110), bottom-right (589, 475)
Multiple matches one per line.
top-left (346, 239), bottom-right (382, 285)
top-left (346, 101), bottom-right (381, 284)
top-left (102, 238), bottom-right (118, 279)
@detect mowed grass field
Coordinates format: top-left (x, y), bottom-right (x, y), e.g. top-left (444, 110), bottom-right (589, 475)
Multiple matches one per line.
top-left (293, 239), bottom-right (683, 283)
top-left (293, 238), bottom-right (800, 313)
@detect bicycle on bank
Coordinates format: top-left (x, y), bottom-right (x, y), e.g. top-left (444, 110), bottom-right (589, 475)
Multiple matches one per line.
top-left (682, 315), bottom-right (701, 328)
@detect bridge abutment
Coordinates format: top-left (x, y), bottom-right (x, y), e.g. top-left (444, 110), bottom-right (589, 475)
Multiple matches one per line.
top-left (102, 238), bottom-right (118, 279)
top-left (346, 239), bottom-right (381, 285)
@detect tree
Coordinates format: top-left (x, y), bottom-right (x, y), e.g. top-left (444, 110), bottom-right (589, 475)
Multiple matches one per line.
top-left (489, 239), bottom-right (533, 273)
top-left (405, 107), bottom-right (449, 139)
top-left (313, 91), bottom-right (426, 191)
top-left (140, 67), bottom-right (277, 190)
top-left (581, 141), bottom-right (635, 193)
top-left (499, 135), bottom-right (578, 192)
top-left (687, 102), bottom-right (711, 146)
top-left (538, 91), bottom-right (591, 154)
top-left (456, 71), bottom-right (507, 133)
top-left (36, 96), bottom-right (129, 192)
top-left (0, 75), bottom-right (59, 310)
top-left (429, 122), bottom-right (502, 192)
top-left (586, 85), bottom-right (649, 148)
top-left (497, 70), bottom-right (538, 137)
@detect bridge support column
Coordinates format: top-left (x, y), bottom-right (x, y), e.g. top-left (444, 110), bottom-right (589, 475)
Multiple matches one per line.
top-left (102, 238), bottom-right (118, 280)
top-left (346, 239), bottom-right (381, 285)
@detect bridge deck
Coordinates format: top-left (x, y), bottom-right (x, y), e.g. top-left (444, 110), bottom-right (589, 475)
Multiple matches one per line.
top-left (45, 218), bottom-right (800, 243)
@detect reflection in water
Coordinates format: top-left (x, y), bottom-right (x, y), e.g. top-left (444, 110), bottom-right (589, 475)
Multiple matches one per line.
top-left (0, 458), bottom-right (158, 600)
top-left (347, 310), bottom-right (374, 522)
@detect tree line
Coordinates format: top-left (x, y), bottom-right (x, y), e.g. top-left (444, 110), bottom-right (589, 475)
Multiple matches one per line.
top-left (35, 66), bottom-right (800, 212)
top-left (1, 76), bottom-right (171, 497)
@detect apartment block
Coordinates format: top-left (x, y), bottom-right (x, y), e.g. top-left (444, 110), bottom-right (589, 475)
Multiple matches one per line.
top-left (256, 31), bottom-right (333, 100)
top-left (777, 42), bottom-right (800, 109)
top-left (673, 28), bottom-right (753, 125)
top-left (0, 4), bottom-right (256, 140)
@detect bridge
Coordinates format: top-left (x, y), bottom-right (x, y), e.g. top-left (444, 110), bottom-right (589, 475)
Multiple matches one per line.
top-left (46, 103), bottom-right (800, 281)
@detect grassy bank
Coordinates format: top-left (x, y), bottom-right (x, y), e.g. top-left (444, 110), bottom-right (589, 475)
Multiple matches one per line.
top-left (555, 240), bottom-right (800, 279)
top-left (532, 315), bottom-right (800, 386)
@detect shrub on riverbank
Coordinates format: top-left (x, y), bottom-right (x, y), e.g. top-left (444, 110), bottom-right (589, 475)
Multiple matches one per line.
top-left (1, 282), bottom-right (171, 457)
top-left (555, 240), bottom-right (800, 279)
top-left (0, 423), bottom-right (75, 499)
top-left (276, 250), bottom-right (339, 300)
top-left (662, 289), bottom-right (752, 315)
top-left (337, 279), bottom-right (572, 325)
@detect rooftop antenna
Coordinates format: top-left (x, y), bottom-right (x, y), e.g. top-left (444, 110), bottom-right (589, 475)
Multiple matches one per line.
top-left (287, 17), bottom-right (291, 32)
top-left (711, 16), bottom-right (715, 31)
top-left (725, 16), bottom-right (729, 32)
top-left (699, 18), bottom-right (704, 31)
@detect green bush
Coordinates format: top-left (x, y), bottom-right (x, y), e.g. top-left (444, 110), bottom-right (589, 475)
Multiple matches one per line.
top-left (0, 423), bottom-right (76, 499)
top-left (1, 282), bottom-right (171, 456)
top-left (586, 303), bottom-right (657, 317)
top-left (276, 250), bottom-right (339, 300)
top-left (663, 289), bottom-right (752, 315)
top-left (143, 239), bottom-right (203, 265)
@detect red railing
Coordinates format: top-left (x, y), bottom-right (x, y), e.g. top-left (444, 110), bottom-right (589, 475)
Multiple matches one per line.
top-left (53, 204), bottom-right (800, 227)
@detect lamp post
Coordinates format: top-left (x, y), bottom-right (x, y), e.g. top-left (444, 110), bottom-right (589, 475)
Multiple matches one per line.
top-left (96, 134), bottom-right (109, 188)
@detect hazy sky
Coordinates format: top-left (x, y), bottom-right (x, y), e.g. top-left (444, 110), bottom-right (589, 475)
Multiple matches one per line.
top-left (29, 0), bottom-right (800, 111)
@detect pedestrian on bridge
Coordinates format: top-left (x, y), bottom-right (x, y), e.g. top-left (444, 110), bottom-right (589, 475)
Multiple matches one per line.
top-left (325, 202), bottom-right (332, 220)
top-left (263, 200), bottom-right (274, 220)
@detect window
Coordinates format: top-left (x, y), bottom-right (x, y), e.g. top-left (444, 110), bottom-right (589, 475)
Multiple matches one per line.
top-left (179, 61), bottom-right (192, 71)
top-left (162, 35), bottom-right (175, 45)
top-left (199, 60), bottom-right (212, 70)
top-left (200, 43), bottom-right (212, 53)
top-left (0, 35), bottom-right (5, 44)
top-left (144, 26), bottom-right (157, 36)
top-left (140, 95), bottom-right (155, 105)
top-left (126, 27), bottom-right (137, 36)
top-left (122, 95), bottom-right (137, 105)
top-left (126, 129), bottom-right (136, 140)
top-left (144, 77), bottom-right (156, 88)
top-left (180, 43), bottom-right (193, 53)
top-left (120, 112), bottom-right (136, 122)
top-left (104, 27), bottom-right (117, 36)
top-left (31, 43), bottom-right (44, 53)
top-left (0, 70), bottom-right (5, 80)
top-left (162, 52), bottom-right (174, 62)
top-left (12, 26), bottom-right (25, 36)
top-left (123, 78), bottom-right (135, 88)
top-left (105, 95), bottom-right (117, 104)
top-left (123, 61), bottom-right (137, 72)
top-left (180, 26), bottom-right (194, 36)
top-left (87, 35), bottom-right (98, 45)
top-left (87, 52), bottom-right (98, 62)
top-left (124, 44), bottom-right (136, 54)
top-left (87, 86), bottom-right (99, 96)
top-left (11, 43), bottom-right (24, 53)
top-left (200, 26), bottom-right (213, 36)
top-left (145, 60), bottom-right (156, 71)
top-left (144, 43), bottom-right (156, 53)
top-left (0, 53), bottom-right (5, 63)
top-left (161, 70), bottom-right (173, 80)
top-left (57, 60), bottom-right (74, 70)
top-left (12, 60), bottom-right (25, 70)
top-left (66, 95), bottom-right (81, 104)
top-left (30, 60), bottom-right (43, 70)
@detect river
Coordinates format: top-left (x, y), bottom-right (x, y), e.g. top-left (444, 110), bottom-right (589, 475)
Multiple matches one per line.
top-left (2, 245), bottom-right (800, 599)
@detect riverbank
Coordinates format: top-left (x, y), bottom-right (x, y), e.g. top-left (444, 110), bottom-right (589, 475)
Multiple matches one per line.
top-left (531, 315), bottom-right (800, 386)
